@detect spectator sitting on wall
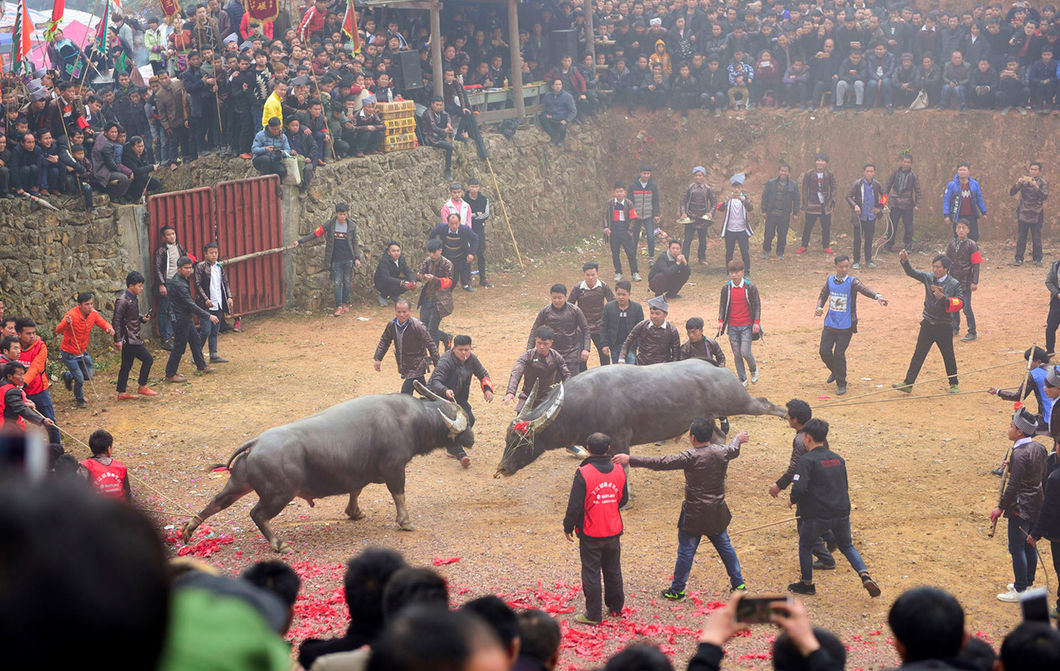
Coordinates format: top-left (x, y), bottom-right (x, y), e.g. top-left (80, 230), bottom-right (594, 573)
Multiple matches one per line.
top-left (540, 79), bottom-right (576, 147)
top-left (251, 117), bottom-right (291, 180)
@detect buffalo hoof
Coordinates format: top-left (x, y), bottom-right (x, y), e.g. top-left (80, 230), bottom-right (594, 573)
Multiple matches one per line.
top-left (180, 523), bottom-right (194, 545)
top-left (346, 510), bottom-right (366, 521)
top-left (272, 540), bottom-right (294, 554)
top-left (398, 521), bottom-right (416, 531)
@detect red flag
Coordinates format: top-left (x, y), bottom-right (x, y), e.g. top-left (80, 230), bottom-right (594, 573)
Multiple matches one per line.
top-left (45, 0), bottom-right (65, 41)
top-left (342, 0), bottom-right (361, 53)
top-left (11, 0), bottom-right (32, 73)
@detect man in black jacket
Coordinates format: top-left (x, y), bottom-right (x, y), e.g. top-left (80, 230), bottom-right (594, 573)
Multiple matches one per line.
top-left (788, 418), bottom-right (880, 598)
top-left (112, 271), bottom-right (156, 399)
top-left (600, 282), bottom-right (643, 365)
top-left (154, 225), bottom-right (186, 350)
top-left (164, 256), bottom-right (218, 383)
top-left (893, 250), bottom-right (965, 393)
top-left (1029, 446), bottom-right (1060, 614)
top-left (294, 202), bottom-right (364, 316)
top-left (428, 334), bottom-right (493, 468)
top-left (121, 136), bottom-right (162, 202)
top-left (648, 239), bottom-right (691, 298)
top-left (760, 163), bottom-right (800, 259)
top-left (373, 241), bottom-right (417, 306)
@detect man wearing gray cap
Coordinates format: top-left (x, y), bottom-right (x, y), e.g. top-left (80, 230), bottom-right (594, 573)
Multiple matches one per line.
top-left (679, 166), bottom-right (717, 265)
top-left (991, 408), bottom-right (1048, 602)
top-left (618, 295), bottom-right (681, 365)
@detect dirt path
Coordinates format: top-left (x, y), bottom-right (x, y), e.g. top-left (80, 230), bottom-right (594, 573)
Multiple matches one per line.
top-left (58, 232), bottom-right (1050, 669)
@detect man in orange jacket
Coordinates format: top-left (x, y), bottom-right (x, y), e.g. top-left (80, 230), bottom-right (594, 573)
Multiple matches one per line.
top-left (56, 292), bottom-right (114, 408)
top-left (16, 318), bottom-right (60, 444)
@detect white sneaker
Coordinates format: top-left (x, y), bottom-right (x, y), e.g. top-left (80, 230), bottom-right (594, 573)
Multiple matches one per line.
top-left (632, 272), bottom-right (642, 282)
top-left (750, 368), bottom-right (759, 384)
top-left (997, 588), bottom-right (1023, 602)
top-left (614, 273), bottom-right (623, 282)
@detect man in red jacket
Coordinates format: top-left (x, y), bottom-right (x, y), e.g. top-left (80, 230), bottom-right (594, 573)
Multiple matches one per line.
top-left (563, 432), bottom-right (629, 625)
top-left (15, 318), bottom-right (60, 444)
top-left (56, 292), bottom-right (114, 408)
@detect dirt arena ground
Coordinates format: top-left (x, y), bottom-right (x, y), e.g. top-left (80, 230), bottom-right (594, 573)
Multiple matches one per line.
top-left (57, 230), bottom-right (1053, 669)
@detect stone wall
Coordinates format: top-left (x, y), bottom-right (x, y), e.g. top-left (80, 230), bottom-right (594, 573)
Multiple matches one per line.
top-left (0, 200), bottom-right (139, 338)
top-left (169, 124), bottom-right (605, 310)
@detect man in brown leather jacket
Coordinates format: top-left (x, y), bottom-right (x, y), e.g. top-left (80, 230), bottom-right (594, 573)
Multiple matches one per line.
top-left (504, 326), bottom-right (571, 413)
top-left (1010, 161), bottom-right (1049, 266)
top-left (373, 298), bottom-right (439, 395)
top-left (796, 153), bottom-right (837, 254)
top-left (991, 408), bottom-right (1049, 603)
top-left (613, 417), bottom-right (749, 599)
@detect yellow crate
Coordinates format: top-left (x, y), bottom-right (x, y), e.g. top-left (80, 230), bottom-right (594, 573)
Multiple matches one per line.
top-left (384, 117), bottom-right (416, 133)
top-left (383, 132), bottom-right (417, 152)
top-left (384, 139), bottom-right (416, 153)
top-left (379, 109), bottom-right (415, 121)
top-left (377, 100), bottom-right (415, 114)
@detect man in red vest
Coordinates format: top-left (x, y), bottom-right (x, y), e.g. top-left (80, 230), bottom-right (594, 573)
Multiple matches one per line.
top-left (79, 429), bottom-right (131, 501)
top-left (0, 362), bottom-right (54, 432)
top-left (563, 432), bottom-right (628, 625)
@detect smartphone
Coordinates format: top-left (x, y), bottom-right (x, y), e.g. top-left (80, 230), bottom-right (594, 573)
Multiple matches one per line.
top-left (0, 431), bottom-right (47, 483)
top-left (736, 595), bottom-right (791, 624)
top-left (1020, 587), bottom-right (1050, 623)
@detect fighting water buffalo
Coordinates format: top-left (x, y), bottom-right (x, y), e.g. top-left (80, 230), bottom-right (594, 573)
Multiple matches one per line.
top-left (495, 359), bottom-right (786, 477)
top-left (182, 382), bottom-right (474, 552)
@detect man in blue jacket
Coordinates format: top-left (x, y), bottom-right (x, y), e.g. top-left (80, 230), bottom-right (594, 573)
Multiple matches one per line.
top-left (943, 163), bottom-right (987, 240)
top-left (430, 213), bottom-right (479, 292)
top-left (540, 78), bottom-right (577, 146)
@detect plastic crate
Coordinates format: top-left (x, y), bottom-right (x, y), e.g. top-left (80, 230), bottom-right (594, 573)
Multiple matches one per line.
top-left (377, 100), bottom-right (415, 114)
top-left (383, 132), bottom-right (418, 152)
top-left (384, 117), bottom-right (416, 133)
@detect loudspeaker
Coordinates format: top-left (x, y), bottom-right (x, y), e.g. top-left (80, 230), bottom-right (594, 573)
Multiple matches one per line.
top-left (551, 29), bottom-right (578, 65)
top-left (392, 50), bottom-right (424, 91)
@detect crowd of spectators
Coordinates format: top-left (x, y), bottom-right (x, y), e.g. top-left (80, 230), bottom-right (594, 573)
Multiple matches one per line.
top-left (2, 477), bottom-right (1059, 671)
top-left (10, 0), bottom-right (1060, 210)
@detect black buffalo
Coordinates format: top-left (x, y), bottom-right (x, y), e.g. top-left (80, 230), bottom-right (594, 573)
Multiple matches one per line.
top-left (495, 359), bottom-right (786, 477)
top-left (182, 382), bottom-right (474, 552)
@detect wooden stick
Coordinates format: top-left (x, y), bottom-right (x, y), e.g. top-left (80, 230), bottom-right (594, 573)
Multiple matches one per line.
top-left (485, 154), bottom-right (524, 267)
top-left (220, 243), bottom-right (296, 266)
top-left (728, 516), bottom-right (798, 536)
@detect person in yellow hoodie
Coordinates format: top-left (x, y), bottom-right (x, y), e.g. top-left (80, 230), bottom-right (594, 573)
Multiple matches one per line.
top-left (649, 39), bottom-right (672, 76)
top-left (261, 79), bottom-right (286, 129)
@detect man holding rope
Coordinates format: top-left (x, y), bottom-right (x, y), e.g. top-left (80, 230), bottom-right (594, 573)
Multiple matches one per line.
top-left (991, 408), bottom-right (1048, 603)
top-left (56, 292), bottom-right (114, 409)
top-left (892, 250), bottom-right (964, 394)
top-left (788, 418), bottom-right (881, 598)
top-left (769, 399), bottom-right (836, 571)
top-left (613, 418), bottom-right (749, 600)
top-left (1, 362), bottom-right (55, 432)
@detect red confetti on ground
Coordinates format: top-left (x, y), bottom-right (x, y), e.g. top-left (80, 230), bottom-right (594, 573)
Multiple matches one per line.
top-left (432, 556), bottom-right (462, 566)
top-left (163, 524), bottom-right (235, 558)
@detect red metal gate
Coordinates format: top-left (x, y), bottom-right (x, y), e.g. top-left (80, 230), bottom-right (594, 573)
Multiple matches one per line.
top-left (147, 187), bottom-right (216, 265)
top-left (215, 176), bottom-right (284, 316)
top-left (147, 175), bottom-right (284, 317)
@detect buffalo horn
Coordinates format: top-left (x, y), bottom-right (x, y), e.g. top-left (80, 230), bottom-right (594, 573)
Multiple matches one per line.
top-left (438, 407), bottom-right (469, 434)
top-left (413, 379), bottom-right (445, 402)
top-left (527, 383), bottom-right (564, 432)
top-left (515, 380), bottom-right (540, 421)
